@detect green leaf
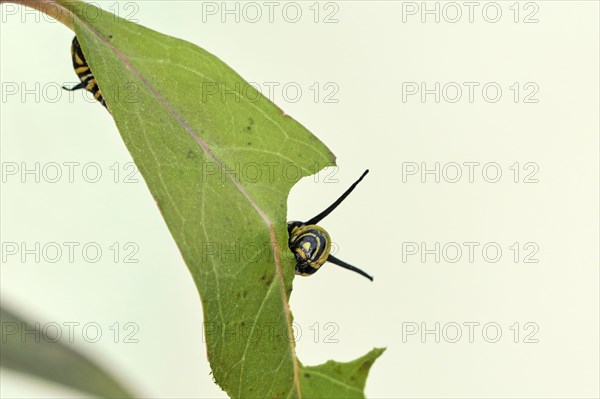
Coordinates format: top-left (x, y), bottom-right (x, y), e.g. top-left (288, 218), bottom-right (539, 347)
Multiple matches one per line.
top-left (301, 348), bottom-right (385, 399)
top-left (0, 306), bottom-right (134, 398)
top-left (47, 1), bottom-right (381, 397)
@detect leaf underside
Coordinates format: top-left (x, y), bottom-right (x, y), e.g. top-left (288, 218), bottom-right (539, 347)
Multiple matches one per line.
top-left (37, 1), bottom-right (385, 397)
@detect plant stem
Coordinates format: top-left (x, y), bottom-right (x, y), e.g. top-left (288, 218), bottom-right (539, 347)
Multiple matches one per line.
top-left (1, 0), bottom-right (74, 29)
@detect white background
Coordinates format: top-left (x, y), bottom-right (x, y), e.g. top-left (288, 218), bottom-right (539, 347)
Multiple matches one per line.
top-left (1, 1), bottom-right (598, 398)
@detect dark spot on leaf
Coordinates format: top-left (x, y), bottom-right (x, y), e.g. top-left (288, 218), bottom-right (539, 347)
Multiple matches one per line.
top-left (359, 360), bottom-right (374, 373)
top-left (304, 373), bottom-right (311, 378)
top-left (247, 142), bottom-right (252, 146)
top-left (108, 35), bottom-right (113, 39)
top-left (187, 149), bottom-right (197, 159)
top-left (240, 321), bottom-right (245, 327)
top-left (246, 125), bottom-right (252, 131)
top-left (261, 273), bottom-right (274, 286)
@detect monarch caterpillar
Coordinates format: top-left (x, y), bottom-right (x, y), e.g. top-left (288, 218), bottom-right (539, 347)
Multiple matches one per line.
top-left (288, 170), bottom-right (373, 281)
top-left (62, 37), bottom-right (106, 108)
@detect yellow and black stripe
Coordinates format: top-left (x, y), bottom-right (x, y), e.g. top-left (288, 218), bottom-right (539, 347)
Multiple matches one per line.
top-left (286, 170), bottom-right (373, 281)
top-left (288, 222), bottom-right (332, 276)
top-left (62, 36), bottom-right (106, 108)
